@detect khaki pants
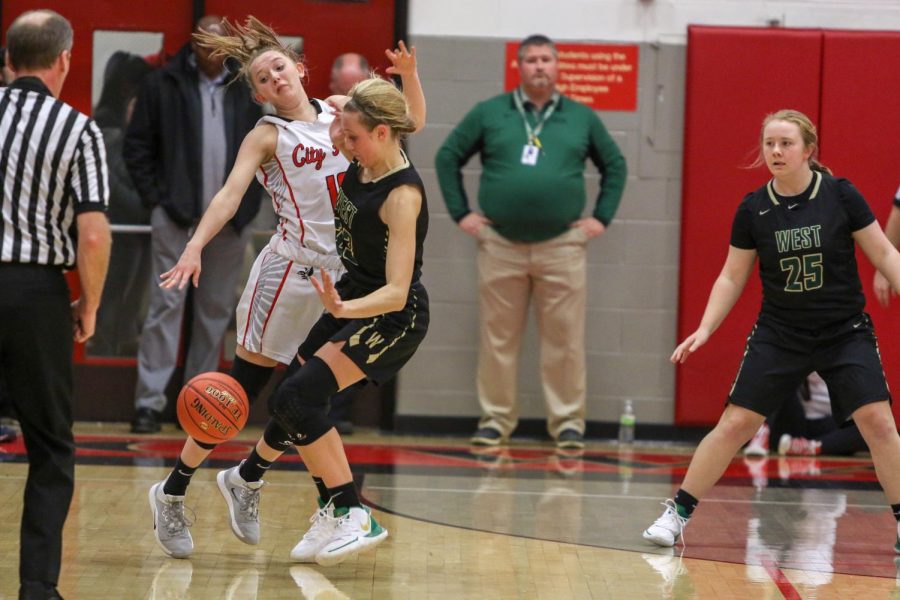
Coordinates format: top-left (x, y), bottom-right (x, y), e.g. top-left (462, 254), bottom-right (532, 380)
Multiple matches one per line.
top-left (476, 227), bottom-right (587, 438)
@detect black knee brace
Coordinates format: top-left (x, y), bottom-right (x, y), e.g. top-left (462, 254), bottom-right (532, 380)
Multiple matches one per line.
top-left (270, 356), bottom-right (339, 446)
top-left (262, 419), bottom-right (295, 451)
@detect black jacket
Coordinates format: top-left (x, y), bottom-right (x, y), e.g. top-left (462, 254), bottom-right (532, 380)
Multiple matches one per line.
top-left (123, 44), bottom-right (262, 231)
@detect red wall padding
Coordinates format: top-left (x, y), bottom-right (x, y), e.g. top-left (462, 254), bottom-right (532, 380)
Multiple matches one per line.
top-left (677, 26), bottom-right (823, 425)
top-left (819, 31), bottom-right (900, 424)
top-left (2, 1), bottom-right (194, 115)
top-left (207, 0), bottom-right (396, 101)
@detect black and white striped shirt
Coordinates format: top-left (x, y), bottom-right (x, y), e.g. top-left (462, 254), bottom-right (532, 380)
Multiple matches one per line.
top-left (0, 76), bottom-right (108, 268)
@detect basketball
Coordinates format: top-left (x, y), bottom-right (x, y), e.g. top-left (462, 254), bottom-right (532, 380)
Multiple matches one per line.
top-left (176, 372), bottom-right (249, 444)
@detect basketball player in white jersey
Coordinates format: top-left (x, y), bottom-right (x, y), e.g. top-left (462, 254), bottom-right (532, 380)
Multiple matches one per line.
top-left (146, 16), bottom-right (424, 560)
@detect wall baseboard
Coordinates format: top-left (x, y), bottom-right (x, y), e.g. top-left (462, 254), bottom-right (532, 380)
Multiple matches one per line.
top-left (392, 415), bottom-right (710, 444)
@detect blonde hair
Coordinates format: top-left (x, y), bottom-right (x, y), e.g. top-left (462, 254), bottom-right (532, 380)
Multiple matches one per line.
top-left (192, 16), bottom-right (301, 89)
top-left (753, 109), bottom-right (832, 175)
top-left (343, 78), bottom-right (416, 139)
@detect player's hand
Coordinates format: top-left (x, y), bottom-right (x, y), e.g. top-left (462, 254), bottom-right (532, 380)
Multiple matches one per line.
top-left (570, 217), bottom-right (606, 239)
top-left (324, 94), bottom-right (350, 112)
top-left (458, 212), bottom-right (492, 237)
top-left (385, 40), bottom-right (417, 77)
top-left (160, 244), bottom-right (202, 290)
top-left (71, 298), bottom-right (97, 343)
top-left (311, 268), bottom-right (345, 317)
top-left (670, 328), bottom-right (711, 364)
top-left (874, 270), bottom-right (894, 307)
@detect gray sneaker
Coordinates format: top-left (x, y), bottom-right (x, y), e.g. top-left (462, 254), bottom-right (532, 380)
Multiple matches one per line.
top-left (217, 462), bottom-right (264, 545)
top-left (148, 481), bottom-right (193, 558)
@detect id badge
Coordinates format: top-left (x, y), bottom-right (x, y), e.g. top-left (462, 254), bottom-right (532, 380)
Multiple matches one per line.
top-left (521, 143), bottom-right (539, 166)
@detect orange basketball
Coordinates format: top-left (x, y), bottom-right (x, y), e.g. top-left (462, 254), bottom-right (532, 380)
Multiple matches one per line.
top-left (176, 372), bottom-right (249, 444)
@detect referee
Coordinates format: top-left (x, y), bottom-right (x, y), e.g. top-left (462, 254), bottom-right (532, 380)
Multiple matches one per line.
top-left (1, 11), bottom-right (110, 600)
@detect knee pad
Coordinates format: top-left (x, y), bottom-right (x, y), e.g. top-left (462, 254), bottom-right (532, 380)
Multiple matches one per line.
top-left (270, 356), bottom-right (339, 445)
top-left (192, 439), bottom-right (218, 450)
top-left (262, 419), bottom-right (295, 451)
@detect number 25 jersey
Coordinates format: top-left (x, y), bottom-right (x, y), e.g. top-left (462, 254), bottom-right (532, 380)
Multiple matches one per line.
top-left (730, 171), bottom-right (876, 330)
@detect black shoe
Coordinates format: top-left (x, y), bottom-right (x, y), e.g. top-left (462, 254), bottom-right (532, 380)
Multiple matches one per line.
top-left (131, 407), bottom-right (161, 434)
top-left (335, 420), bottom-right (354, 435)
top-left (470, 427), bottom-right (503, 446)
top-left (19, 581), bottom-right (64, 599)
top-left (556, 428), bottom-right (585, 450)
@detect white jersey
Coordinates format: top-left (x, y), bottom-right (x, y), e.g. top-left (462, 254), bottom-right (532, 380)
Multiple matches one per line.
top-left (256, 100), bottom-right (348, 269)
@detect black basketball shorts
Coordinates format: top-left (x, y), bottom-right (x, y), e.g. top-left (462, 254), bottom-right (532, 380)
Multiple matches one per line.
top-left (297, 284), bottom-right (429, 384)
top-left (727, 312), bottom-right (890, 424)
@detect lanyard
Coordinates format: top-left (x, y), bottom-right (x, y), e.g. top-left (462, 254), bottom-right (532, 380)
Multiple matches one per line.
top-left (513, 87), bottom-right (558, 148)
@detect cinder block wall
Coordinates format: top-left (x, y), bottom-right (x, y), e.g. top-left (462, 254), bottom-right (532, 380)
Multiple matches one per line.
top-left (397, 37), bottom-right (686, 427)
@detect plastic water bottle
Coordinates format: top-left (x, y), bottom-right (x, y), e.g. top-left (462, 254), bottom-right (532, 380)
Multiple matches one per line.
top-left (618, 399), bottom-right (636, 445)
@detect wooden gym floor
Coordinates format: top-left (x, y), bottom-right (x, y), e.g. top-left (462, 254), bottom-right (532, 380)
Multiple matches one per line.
top-left (0, 423), bottom-right (897, 599)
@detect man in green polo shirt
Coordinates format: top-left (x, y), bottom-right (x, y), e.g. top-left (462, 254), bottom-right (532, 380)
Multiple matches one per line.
top-left (435, 34), bottom-right (627, 450)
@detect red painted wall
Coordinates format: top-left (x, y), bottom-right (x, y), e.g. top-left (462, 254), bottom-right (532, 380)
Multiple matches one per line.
top-left (207, 0), bottom-right (396, 101)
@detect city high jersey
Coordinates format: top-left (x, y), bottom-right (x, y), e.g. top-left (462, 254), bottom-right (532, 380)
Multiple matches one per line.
top-left (730, 172), bottom-right (876, 330)
top-left (255, 101), bottom-right (349, 265)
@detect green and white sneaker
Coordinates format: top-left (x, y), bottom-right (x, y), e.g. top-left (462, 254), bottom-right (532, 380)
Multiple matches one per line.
top-left (643, 499), bottom-right (689, 547)
top-left (894, 522), bottom-right (900, 554)
top-left (290, 499), bottom-right (337, 563)
top-left (315, 505), bottom-right (388, 567)
top-left (148, 481), bottom-right (193, 558)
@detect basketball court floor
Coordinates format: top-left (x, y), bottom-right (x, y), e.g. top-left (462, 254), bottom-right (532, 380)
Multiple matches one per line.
top-left (0, 423), bottom-right (898, 599)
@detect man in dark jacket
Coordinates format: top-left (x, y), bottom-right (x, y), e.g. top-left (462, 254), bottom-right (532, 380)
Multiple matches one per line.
top-left (124, 15), bottom-right (262, 433)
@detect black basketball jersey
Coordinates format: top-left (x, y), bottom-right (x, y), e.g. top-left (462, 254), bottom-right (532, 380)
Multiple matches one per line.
top-left (333, 155), bottom-right (428, 295)
top-left (730, 171), bottom-right (875, 330)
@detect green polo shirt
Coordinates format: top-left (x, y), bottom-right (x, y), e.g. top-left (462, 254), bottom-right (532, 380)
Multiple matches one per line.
top-left (435, 90), bottom-right (627, 242)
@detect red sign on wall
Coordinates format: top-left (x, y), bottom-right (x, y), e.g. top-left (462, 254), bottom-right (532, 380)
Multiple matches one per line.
top-left (504, 42), bottom-right (639, 111)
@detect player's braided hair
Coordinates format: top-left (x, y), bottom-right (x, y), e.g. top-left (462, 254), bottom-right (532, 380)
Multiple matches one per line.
top-left (192, 16), bottom-right (301, 89)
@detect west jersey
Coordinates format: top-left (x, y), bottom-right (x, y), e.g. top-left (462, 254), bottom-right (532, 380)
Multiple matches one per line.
top-left (730, 172), bottom-right (875, 330)
top-left (334, 155), bottom-right (428, 295)
top-left (256, 100), bottom-right (348, 267)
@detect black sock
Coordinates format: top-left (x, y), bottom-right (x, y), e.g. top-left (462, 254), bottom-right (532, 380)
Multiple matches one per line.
top-left (673, 488), bottom-right (699, 519)
top-left (230, 356), bottom-right (275, 406)
top-left (328, 481), bottom-right (360, 510)
top-left (313, 476), bottom-right (330, 503)
top-left (239, 449), bottom-right (274, 483)
top-left (891, 503), bottom-right (900, 522)
top-left (163, 458), bottom-right (198, 496)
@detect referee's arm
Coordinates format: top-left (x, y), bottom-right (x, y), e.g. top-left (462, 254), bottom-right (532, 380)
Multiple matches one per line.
top-left (72, 123), bottom-right (112, 343)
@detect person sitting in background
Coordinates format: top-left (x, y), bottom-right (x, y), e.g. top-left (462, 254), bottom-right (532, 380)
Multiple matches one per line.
top-left (743, 371), bottom-right (867, 457)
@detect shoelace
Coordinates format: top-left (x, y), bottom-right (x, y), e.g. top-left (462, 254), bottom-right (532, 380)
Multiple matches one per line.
top-left (161, 499), bottom-right (195, 535)
top-left (658, 500), bottom-right (689, 549)
top-left (237, 483), bottom-right (264, 520)
top-left (303, 501), bottom-right (336, 542)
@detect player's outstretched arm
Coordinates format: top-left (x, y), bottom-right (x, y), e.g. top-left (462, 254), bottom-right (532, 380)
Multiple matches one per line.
top-left (671, 245), bottom-right (756, 364)
top-left (857, 221), bottom-right (900, 306)
top-left (160, 125), bottom-right (275, 290)
top-left (385, 40), bottom-right (425, 132)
